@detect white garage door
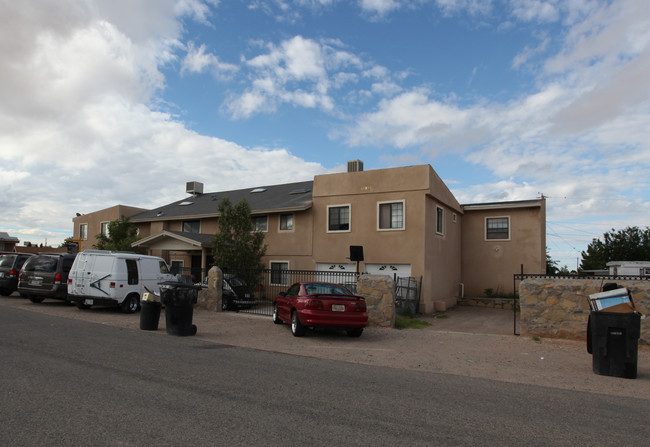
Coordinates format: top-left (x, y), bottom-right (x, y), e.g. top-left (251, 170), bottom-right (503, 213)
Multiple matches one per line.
top-left (365, 264), bottom-right (412, 278)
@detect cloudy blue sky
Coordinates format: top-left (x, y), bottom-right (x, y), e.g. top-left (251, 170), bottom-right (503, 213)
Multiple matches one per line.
top-left (1, 0), bottom-right (649, 270)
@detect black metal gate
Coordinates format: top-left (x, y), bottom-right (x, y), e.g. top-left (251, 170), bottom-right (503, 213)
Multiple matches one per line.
top-left (394, 275), bottom-right (421, 315)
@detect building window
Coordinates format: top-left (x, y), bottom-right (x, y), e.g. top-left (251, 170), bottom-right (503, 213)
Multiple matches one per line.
top-left (270, 261), bottom-right (289, 285)
top-left (252, 216), bottom-right (268, 232)
top-left (79, 224), bottom-right (88, 240)
top-left (436, 206), bottom-right (444, 235)
top-left (170, 260), bottom-right (183, 275)
top-left (486, 217), bottom-right (510, 240)
top-left (100, 222), bottom-right (110, 237)
top-left (280, 214), bottom-right (294, 231)
top-left (183, 220), bottom-right (200, 233)
top-left (378, 201), bottom-right (404, 230)
top-left (327, 205), bottom-right (350, 232)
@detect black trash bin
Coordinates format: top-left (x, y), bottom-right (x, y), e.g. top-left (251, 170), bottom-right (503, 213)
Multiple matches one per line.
top-left (140, 292), bottom-right (162, 331)
top-left (589, 310), bottom-right (641, 379)
top-left (160, 281), bottom-right (202, 336)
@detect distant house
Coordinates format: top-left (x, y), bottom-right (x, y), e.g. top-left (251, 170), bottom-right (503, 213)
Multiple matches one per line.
top-left (607, 261), bottom-right (650, 277)
top-left (71, 205), bottom-right (148, 252)
top-left (72, 163), bottom-right (546, 313)
top-left (0, 232), bottom-right (19, 252)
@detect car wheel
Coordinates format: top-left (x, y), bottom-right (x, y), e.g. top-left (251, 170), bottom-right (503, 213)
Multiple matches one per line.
top-left (77, 303), bottom-right (91, 310)
top-left (291, 310), bottom-right (306, 337)
top-left (29, 296), bottom-right (45, 303)
top-left (272, 303), bottom-right (282, 324)
top-left (121, 294), bottom-right (140, 313)
top-left (346, 328), bottom-right (363, 338)
top-left (0, 288), bottom-right (11, 296)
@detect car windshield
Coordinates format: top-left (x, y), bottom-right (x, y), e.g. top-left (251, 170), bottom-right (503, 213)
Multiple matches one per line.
top-left (0, 255), bottom-right (16, 267)
top-left (23, 256), bottom-right (57, 272)
top-left (304, 283), bottom-right (351, 295)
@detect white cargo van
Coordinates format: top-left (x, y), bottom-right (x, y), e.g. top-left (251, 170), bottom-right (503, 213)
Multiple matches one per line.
top-left (67, 250), bottom-right (175, 313)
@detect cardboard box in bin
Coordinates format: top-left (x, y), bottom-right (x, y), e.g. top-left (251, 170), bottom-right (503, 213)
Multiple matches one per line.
top-left (588, 288), bottom-right (636, 313)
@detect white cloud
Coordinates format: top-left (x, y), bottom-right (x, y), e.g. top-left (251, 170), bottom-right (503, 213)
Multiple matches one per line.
top-left (225, 35), bottom-right (366, 118)
top-left (0, 1), bottom-right (326, 246)
top-left (181, 41), bottom-right (238, 78)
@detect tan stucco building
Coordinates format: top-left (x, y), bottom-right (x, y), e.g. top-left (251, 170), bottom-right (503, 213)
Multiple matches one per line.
top-left (71, 164), bottom-right (546, 313)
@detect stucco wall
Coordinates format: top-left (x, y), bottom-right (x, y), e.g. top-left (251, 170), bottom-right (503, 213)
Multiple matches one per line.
top-left (519, 278), bottom-right (649, 344)
top-left (461, 203), bottom-right (545, 297)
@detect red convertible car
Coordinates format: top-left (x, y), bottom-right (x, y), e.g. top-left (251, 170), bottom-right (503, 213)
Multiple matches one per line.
top-left (273, 282), bottom-right (368, 337)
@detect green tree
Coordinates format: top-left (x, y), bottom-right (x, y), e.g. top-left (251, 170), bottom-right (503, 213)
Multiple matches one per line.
top-left (580, 226), bottom-right (650, 270)
top-left (546, 247), bottom-right (559, 275)
top-left (212, 198), bottom-right (267, 274)
top-left (94, 216), bottom-right (145, 253)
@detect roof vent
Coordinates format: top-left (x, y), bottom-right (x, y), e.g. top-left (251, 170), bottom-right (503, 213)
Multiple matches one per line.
top-left (347, 159), bottom-right (364, 172)
top-left (186, 181), bottom-right (204, 196)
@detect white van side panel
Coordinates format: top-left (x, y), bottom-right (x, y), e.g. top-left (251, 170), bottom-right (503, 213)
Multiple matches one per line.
top-left (67, 251), bottom-right (174, 307)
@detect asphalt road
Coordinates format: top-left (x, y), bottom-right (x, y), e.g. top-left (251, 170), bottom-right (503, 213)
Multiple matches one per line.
top-left (1, 306), bottom-right (649, 446)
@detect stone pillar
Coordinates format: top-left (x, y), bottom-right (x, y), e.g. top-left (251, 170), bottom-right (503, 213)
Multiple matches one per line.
top-left (196, 266), bottom-right (223, 312)
top-left (357, 274), bottom-right (396, 327)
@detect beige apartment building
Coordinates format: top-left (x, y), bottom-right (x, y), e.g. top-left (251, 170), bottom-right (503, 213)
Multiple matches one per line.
top-left (71, 163), bottom-right (546, 313)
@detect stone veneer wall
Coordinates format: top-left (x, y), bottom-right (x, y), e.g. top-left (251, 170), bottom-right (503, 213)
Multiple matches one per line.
top-left (356, 274), bottom-right (396, 328)
top-left (519, 278), bottom-right (649, 344)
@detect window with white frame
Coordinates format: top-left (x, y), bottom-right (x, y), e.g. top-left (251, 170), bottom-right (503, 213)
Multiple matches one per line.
top-left (252, 216), bottom-right (268, 232)
top-left (279, 214), bottom-right (294, 231)
top-left (270, 261), bottom-right (289, 285)
top-left (183, 220), bottom-right (200, 233)
top-left (79, 223), bottom-right (88, 240)
top-left (436, 206), bottom-right (444, 235)
top-left (100, 221), bottom-right (110, 237)
top-left (378, 201), bottom-right (404, 230)
top-left (486, 217), bottom-right (510, 240)
top-left (327, 205), bottom-right (350, 232)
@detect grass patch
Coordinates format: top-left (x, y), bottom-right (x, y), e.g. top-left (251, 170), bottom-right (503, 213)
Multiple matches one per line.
top-left (395, 313), bottom-right (432, 330)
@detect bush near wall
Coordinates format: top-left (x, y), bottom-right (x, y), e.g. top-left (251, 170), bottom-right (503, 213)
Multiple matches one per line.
top-left (519, 278), bottom-right (649, 344)
top-left (457, 297), bottom-right (517, 310)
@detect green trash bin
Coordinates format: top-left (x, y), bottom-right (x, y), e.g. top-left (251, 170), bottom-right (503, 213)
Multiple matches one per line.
top-left (589, 310), bottom-right (641, 379)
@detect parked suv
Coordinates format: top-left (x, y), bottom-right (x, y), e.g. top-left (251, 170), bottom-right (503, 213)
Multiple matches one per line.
top-left (18, 253), bottom-right (77, 303)
top-left (0, 253), bottom-right (33, 296)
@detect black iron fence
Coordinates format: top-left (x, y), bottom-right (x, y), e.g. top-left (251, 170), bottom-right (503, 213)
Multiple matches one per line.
top-left (173, 267), bottom-right (359, 316)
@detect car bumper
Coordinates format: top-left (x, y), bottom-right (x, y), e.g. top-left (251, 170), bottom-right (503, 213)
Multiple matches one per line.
top-left (68, 295), bottom-right (120, 307)
top-left (18, 285), bottom-right (68, 300)
top-left (298, 309), bottom-right (368, 328)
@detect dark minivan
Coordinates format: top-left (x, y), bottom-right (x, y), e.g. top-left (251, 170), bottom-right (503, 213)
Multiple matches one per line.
top-left (18, 253), bottom-right (76, 303)
top-left (0, 253), bottom-right (33, 296)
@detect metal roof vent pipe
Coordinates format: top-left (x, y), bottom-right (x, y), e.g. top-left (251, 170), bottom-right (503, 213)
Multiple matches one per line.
top-left (347, 160), bottom-right (364, 172)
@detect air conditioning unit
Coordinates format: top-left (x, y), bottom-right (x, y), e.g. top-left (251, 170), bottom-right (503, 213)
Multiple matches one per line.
top-left (186, 181), bottom-right (204, 195)
top-left (347, 159), bottom-right (364, 172)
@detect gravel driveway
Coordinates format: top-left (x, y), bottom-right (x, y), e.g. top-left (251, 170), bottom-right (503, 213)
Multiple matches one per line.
top-left (2, 295), bottom-right (648, 399)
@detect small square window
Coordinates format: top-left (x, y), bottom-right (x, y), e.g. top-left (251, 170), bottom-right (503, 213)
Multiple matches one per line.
top-left (183, 220), bottom-right (200, 233)
top-left (486, 217), bottom-right (510, 240)
top-left (252, 216), bottom-right (268, 232)
top-left (328, 205), bottom-right (350, 232)
top-left (378, 201), bottom-right (404, 230)
top-left (280, 214), bottom-right (294, 231)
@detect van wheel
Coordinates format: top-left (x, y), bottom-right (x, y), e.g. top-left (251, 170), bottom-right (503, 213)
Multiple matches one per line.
top-left (121, 294), bottom-right (140, 313)
top-left (29, 296), bottom-right (45, 303)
